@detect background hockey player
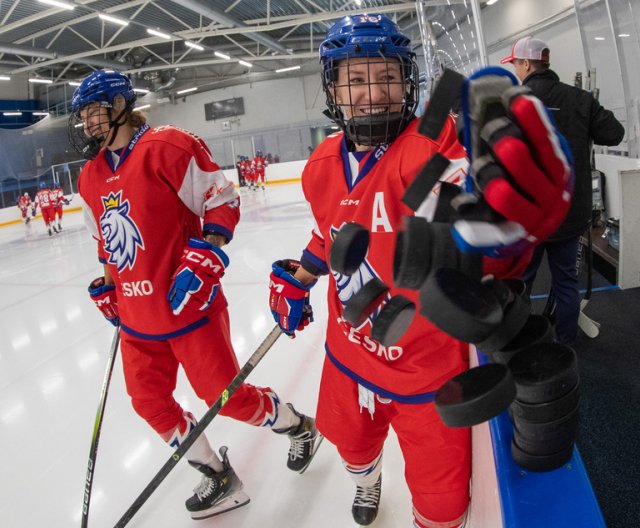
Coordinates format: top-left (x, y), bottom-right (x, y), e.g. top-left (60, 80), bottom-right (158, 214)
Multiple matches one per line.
top-left (53, 183), bottom-right (69, 231)
top-left (68, 69), bottom-right (321, 520)
top-left (34, 181), bottom-right (57, 235)
top-left (253, 150), bottom-right (268, 190)
top-left (267, 14), bottom-right (573, 528)
top-left (17, 192), bottom-right (32, 224)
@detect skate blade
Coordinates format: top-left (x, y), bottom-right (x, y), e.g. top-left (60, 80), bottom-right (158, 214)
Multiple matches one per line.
top-left (298, 434), bottom-right (325, 475)
top-left (189, 490), bottom-right (250, 520)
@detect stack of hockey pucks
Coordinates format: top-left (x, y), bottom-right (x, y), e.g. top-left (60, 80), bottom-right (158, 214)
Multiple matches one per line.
top-left (331, 223), bottom-right (416, 347)
top-left (507, 342), bottom-right (580, 471)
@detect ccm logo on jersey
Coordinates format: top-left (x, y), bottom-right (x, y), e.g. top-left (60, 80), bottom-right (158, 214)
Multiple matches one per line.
top-left (122, 280), bottom-right (154, 297)
top-left (184, 250), bottom-right (224, 273)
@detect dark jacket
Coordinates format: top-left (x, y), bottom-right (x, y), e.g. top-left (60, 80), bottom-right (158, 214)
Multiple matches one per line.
top-left (523, 69), bottom-right (625, 240)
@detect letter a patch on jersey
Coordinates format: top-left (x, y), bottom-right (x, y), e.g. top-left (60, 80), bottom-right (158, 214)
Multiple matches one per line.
top-left (99, 191), bottom-right (145, 272)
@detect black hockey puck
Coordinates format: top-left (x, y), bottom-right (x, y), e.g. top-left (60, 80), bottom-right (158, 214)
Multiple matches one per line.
top-left (512, 405), bottom-right (580, 456)
top-left (508, 343), bottom-right (579, 404)
top-left (393, 216), bottom-right (432, 290)
top-left (371, 295), bottom-right (416, 347)
top-left (419, 268), bottom-right (503, 343)
top-left (510, 380), bottom-right (580, 424)
top-left (418, 68), bottom-right (465, 139)
top-left (434, 363), bottom-right (516, 428)
top-left (490, 314), bottom-right (553, 365)
top-left (475, 290), bottom-right (531, 354)
top-left (432, 182), bottom-right (462, 223)
top-left (511, 438), bottom-right (573, 472)
top-left (402, 153), bottom-right (451, 212)
top-left (329, 222), bottom-right (370, 276)
top-left (342, 278), bottom-right (389, 328)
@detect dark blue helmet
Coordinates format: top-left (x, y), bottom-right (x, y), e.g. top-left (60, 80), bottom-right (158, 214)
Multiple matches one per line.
top-left (71, 69), bottom-right (136, 112)
top-left (318, 14), bottom-right (419, 146)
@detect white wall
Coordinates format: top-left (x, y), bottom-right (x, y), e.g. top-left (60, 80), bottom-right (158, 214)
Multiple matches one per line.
top-left (483, 0), bottom-right (587, 86)
top-left (146, 74), bottom-right (327, 141)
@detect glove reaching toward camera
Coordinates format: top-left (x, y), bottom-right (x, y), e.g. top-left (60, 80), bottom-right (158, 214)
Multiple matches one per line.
top-left (168, 238), bottom-right (228, 316)
top-left (448, 67), bottom-right (574, 258)
top-left (89, 276), bottom-right (120, 327)
top-left (269, 259), bottom-right (315, 336)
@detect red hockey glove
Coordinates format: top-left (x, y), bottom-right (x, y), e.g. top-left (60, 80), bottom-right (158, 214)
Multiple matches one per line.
top-left (88, 277), bottom-right (120, 327)
top-left (168, 238), bottom-right (228, 316)
top-left (453, 67), bottom-right (573, 258)
top-left (269, 259), bottom-right (315, 337)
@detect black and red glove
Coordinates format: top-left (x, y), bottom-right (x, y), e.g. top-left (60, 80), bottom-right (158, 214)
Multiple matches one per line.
top-left (452, 67), bottom-right (573, 257)
top-left (88, 277), bottom-right (120, 327)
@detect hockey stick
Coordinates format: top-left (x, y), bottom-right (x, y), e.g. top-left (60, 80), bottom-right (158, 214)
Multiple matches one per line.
top-left (82, 327), bottom-right (120, 528)
top-left (114, 324), bottom-right (283, 528)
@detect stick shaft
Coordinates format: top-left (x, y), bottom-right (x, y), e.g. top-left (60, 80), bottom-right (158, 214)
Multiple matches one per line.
top-left (81, 327), bottom-right (120, 528)
top-left (114, 325), bottom-right (282, 528)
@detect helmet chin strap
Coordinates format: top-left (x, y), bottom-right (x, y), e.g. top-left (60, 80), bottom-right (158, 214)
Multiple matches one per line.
top-left (104, 101), bottom-right (134, 149)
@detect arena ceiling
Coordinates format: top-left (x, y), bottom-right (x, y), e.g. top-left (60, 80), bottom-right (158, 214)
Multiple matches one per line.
top-left (0, 1), bottom-right (427, 95)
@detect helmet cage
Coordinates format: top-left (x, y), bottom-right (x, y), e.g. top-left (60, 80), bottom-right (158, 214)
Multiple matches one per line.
top-left (67, 70), bottom-right (136, 160)
top-left (320, 15), bottom-right (419, 147)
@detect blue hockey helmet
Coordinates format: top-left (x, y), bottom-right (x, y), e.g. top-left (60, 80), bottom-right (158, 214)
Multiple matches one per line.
top-left (319, 14), bottom-right (419, 146)
top-left (39, 181), bottom-right (46, 189)
top-left (68, 69), bottom-right (136, 160)
top-left (71, 69), bottom-right (136, 112)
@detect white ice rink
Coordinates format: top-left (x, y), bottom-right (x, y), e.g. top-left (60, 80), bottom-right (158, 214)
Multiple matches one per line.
top-left (0, 183), bottom-right (419, 528)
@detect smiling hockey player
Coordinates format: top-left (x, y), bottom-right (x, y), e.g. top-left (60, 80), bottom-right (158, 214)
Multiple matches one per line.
top-left (267, 14), bottom-right (572, 528)
top-left (69, 69), bottom-right (321, 520)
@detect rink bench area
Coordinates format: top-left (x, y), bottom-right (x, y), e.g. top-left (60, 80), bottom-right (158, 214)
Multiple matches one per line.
top-left (471, 350), bottom-right (605, 527)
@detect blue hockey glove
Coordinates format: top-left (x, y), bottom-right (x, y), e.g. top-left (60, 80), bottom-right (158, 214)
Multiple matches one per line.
top-left (269, 259), bottom-right (315, 336)
top-left (88, 277), bottom-right (120, 326)
top-left (168, 238), bottom-right (228, 316)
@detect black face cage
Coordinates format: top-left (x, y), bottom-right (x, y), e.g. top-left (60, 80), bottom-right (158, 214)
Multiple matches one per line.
top-left (322, 53), bottom-right (420, 148)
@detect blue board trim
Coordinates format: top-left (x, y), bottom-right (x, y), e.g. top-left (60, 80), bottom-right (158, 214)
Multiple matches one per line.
top-left (477, 351), bottom-right (606, 527)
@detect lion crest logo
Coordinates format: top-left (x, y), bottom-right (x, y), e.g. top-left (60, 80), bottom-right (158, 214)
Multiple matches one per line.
top-left (99, 191), bottom-right (144, 272)
top-left (330, 224), bottom-right (388, 330)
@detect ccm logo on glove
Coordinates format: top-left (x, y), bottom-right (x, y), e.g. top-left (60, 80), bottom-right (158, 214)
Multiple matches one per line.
top-left (183, 250), bottom-right (225, 274)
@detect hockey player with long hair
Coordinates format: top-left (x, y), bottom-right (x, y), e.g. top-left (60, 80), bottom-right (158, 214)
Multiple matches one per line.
top-left (268, 14), bottom-right (573, 528)
top-left (69, 69), bottom-right (321, 520)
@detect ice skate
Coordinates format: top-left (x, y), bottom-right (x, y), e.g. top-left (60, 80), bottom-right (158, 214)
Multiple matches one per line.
top-left (185, 446), bottom-right (250, 520)
top-left (48, 227), bottom-right (52, 236)
top-left (52, 225), bottom-right (59, 233)
top-left (57, 224), bottom-right (62, 231)
top-left (273, 403), bottom-right (324, 473)
top-left (352, 475), bottom-right (381, 526)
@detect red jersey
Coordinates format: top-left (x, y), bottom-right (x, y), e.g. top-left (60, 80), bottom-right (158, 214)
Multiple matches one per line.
top-left (300, 118), bottom-right (529, 401)
top-left (55, 188), bottom-right (65, 206)
top-left (18, 195), bottom-right (31, 210)
top-left (35, 188), bottom-right (55, 209)
top-left (253, 155), bottom-right (267, 171)
top-left (78, 124), bottom-right (240, 339)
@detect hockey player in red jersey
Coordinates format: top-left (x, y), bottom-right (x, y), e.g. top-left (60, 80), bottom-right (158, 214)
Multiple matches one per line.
top-left (268, 15), bottom-right (572, 528)
top-left (34, 182), bottom-right (57, 235)
top-left (68, 69), bottom-right (321, 520)
top-left (53, 183), bottom-right (68, 231)
top-left (253, 150), bottom-right (268, 190)
top-left (17, 192), bottom-right (32, 224)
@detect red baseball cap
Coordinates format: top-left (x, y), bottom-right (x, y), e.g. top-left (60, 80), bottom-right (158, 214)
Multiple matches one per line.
top-left (500, 36), bottom-right (550, 65)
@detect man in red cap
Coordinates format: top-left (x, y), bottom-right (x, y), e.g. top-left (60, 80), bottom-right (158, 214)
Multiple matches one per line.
top-left (501, 36), bottom-right (624, 345)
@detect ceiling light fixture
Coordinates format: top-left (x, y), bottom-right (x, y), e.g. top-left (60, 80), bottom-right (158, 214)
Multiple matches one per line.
top-left (185, 41), bottom-right (204, 51)
top-left (133, 88), bottom-right (150, 94)
top-left (3, 112), bottom-right (22, 116)
top-left (238, 60), bottom-right (253, 68)
top-left (176, 87), bottom-right (197, 95)
top-left (618, 33), bottom-right (630, 38)
top-left (0, 76), bottom-right (10, 81)
top-left (147, 28), bottom-right (172, 40)
top-left (38, 0), bottom-right (75, 10)
top-left (29, 78), bottom-right (53, 84)
top-left (99, 13), bottom-right (129, 27)
top-left (487, 0), bottom-right (499, 5)
top-left (68, 81), bottom-right (81, 86)
top-left (275, 65), bottom-right (301, 73)
top-left (136, 104), bottom-right (151, 111)
top-left (33, 112), bottom-right (49, 116)
top-left (214, 51), bottom-right (231, 60)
